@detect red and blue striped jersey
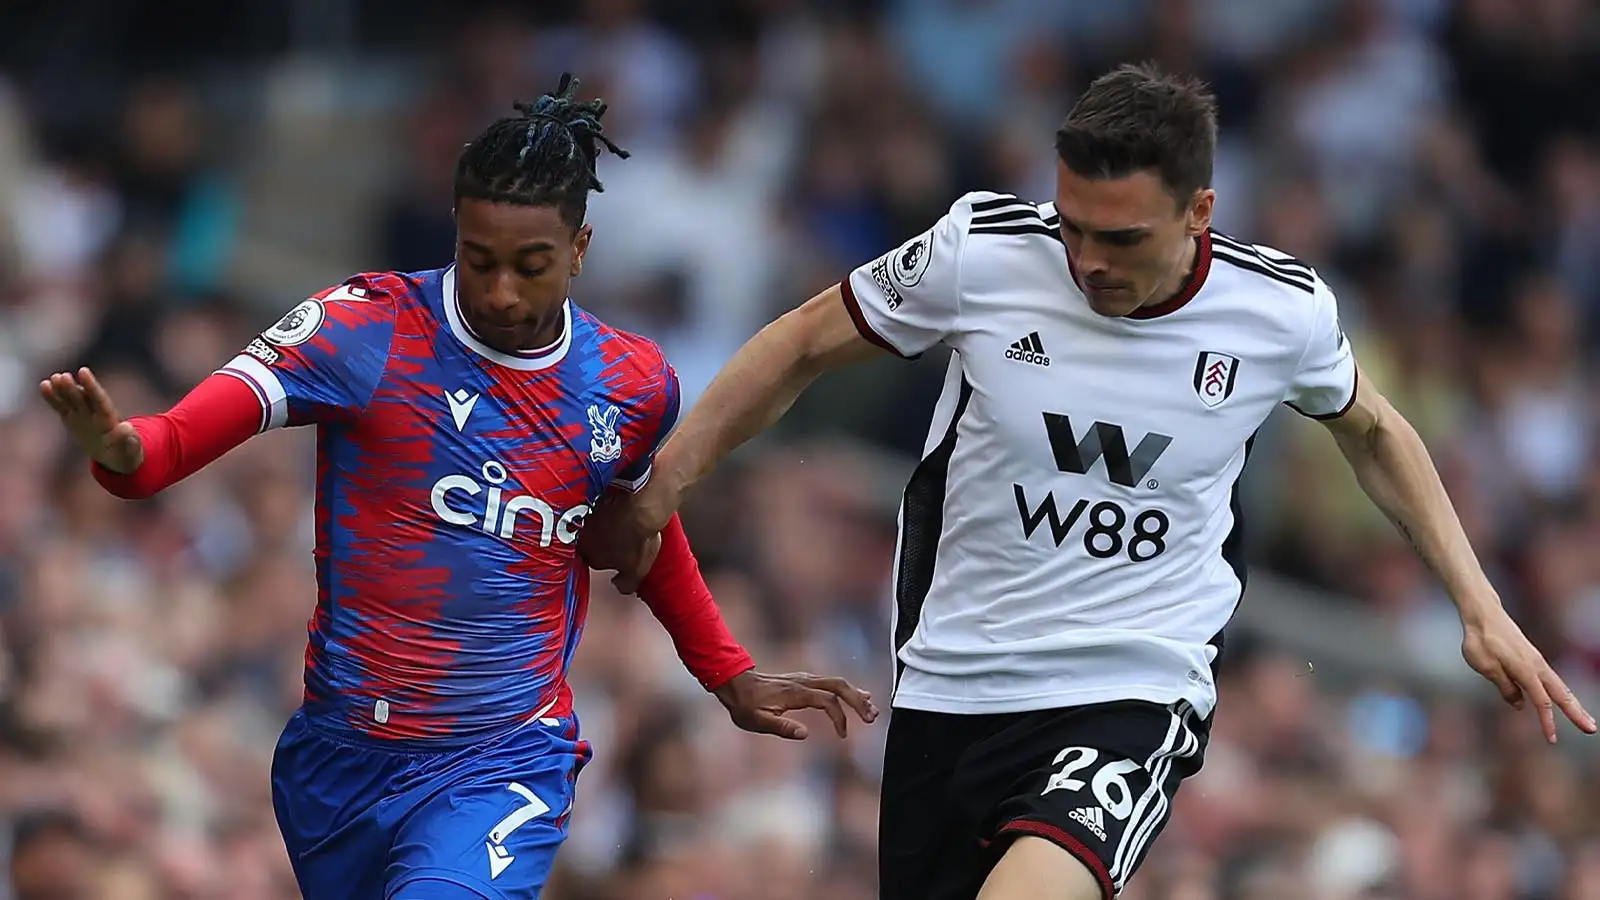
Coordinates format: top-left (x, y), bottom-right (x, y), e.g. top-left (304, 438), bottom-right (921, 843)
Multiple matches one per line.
top-left (216, 266), bottom-right (679, 744)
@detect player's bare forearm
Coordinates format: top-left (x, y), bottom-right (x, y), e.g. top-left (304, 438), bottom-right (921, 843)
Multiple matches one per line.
top-left (1328, 373), bottom-right (1594, 741)
top-left (1323, 377), bottom-right (1497, 624)
top-left (652, 284), bottom-right (882, 499)
top-left (595, 285), bottom-right (887, 590)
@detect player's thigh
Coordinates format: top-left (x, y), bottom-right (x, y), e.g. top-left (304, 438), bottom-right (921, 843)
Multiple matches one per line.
top-left (982, 701), bottom-right (1208, 900)
top-left (978, 835), bottom-right (1104, 900)
top-left (271, 710), bottom-right (400, 899)
top-left (387, 716), bottom-right (590, 900)
top-left (879, 707), bottom-right (1013, 900)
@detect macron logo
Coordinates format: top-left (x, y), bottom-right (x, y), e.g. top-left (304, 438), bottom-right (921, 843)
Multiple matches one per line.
top-left (447, 389), bottom-right (480, 431)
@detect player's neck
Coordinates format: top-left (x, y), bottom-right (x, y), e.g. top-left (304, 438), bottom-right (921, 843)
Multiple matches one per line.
top-left (1149, 237), bottom-right (1199, 310)
top-left (520, 308), bottom-right (567, 352)
top-left (1125, 234), bottom-right (1205, 320)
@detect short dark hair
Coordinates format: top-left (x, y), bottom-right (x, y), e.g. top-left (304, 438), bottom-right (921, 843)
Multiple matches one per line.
top-left (1054, 62), bottom-right (1218, 205)
top-left (454, 73), bottom-right (630, 230)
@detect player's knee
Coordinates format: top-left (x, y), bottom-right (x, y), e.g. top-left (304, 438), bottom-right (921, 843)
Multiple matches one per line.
top-left (388, 877), bottom-right (494, 900)
top-left (978, 835), bottom-right (1108, 900)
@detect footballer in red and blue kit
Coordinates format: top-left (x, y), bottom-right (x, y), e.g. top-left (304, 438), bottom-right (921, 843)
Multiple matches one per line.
top-left (228, 266), bottom-right (677, 742)
top-left (45, 75), bottom-right (875, 900)
top-left (88, 267), bottom-right (748, 898)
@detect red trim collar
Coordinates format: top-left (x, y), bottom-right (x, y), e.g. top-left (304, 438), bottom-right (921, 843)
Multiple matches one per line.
top-left (1067, 230), bottom-right (1212, 320)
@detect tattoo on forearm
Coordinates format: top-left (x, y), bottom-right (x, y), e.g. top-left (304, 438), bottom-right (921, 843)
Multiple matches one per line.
top-left (1392, 519), bottom-right (1437, 574)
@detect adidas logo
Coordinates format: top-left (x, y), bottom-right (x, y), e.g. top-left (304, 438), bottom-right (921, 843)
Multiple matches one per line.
top-left (1068, 806), bottom-right (1107, 841)
top-left (1005, 332), bottom-right (1051, 367)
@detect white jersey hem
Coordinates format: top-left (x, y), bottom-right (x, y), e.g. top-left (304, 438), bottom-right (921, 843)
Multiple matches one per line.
top-left (890, 682), bottom-right (1215, 719)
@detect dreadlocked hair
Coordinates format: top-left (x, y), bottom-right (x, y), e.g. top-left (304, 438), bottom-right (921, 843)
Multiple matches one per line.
top-left (454, 73), bottom-right (630, 229)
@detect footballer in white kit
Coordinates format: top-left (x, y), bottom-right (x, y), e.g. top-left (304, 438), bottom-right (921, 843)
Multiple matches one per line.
top-left (850, 191), bottom-right (1351, 725)
top-left (587, 63), bottom-right (1594, 900)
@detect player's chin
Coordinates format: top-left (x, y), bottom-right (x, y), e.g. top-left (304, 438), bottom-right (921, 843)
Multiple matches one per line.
top-left (477, 323), bottom-right (533, 352)
top-left (1083, 288), bottom-right (1142, 318)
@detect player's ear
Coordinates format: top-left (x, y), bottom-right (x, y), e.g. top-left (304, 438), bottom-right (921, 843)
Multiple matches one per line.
top-left (571, 224), bottom-right (593, 277)
top-left (1186, 189), bottom-right (1214, 236)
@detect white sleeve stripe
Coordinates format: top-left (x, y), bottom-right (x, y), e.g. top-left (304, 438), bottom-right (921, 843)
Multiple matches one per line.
top-left (216, 355), bottom-right (289, 432)
top-left (215, 369), bottom-right (269, 432)
top-left (609, 465), bottom-right (652, 493)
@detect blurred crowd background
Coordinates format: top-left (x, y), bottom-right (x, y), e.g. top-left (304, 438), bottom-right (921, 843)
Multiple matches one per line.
top-left (1, 0), bottom-right (1599, 898)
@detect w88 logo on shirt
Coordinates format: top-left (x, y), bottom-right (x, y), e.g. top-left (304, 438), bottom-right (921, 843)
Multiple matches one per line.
top-left (1014, 413), bottom-right (1173, 562)
top-left (1014, 487), bottom-right (1171, 562)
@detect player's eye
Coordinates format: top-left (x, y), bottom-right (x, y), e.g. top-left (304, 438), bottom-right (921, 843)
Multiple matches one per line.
top-left (518, 267), bottom-right (547, 279)
top-left (469, 261), bottom-right (496, 274)
top-left (1101, 232), bottom-right (1145, 248)
top-left (1060, 221), bottom-right (1083, 236)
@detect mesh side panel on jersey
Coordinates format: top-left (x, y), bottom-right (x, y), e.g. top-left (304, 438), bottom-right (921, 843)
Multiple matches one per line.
top-left (893, 377), bottom-right (974, 688)
top-left (1208, 432), bottom-right (1256, 680)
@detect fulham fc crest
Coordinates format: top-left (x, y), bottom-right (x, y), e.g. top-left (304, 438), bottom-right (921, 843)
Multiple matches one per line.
top-left (1193, 351), bottom-right (1240, 408)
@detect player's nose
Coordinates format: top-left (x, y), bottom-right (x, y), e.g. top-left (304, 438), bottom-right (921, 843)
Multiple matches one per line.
top-left (483, 278), bottom-right (522, 314)
top-left (1075, 243), bottom-right (1110, 277)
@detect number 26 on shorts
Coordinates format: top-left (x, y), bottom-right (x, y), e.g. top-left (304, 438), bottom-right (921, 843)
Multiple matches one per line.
top-left (1042, 746), bottom-right (1142, 821)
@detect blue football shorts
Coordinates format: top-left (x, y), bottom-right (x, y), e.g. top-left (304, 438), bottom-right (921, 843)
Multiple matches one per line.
top-left (270, 708), bottom-right (591, 899)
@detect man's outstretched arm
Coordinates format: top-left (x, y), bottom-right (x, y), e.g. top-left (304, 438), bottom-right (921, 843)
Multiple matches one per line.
top-left (45, 282), bottom-right (396, 499)
top-left (589, 202), bottom-right (971, 584)
top-left (42, 367), bottom-right (265, 499)
top-left (588, 286), bottom-right (884, 590)
top-left (648, 284), bottom-right (884, 511)
top-left (1323, 372), bottom-right (1596, 742)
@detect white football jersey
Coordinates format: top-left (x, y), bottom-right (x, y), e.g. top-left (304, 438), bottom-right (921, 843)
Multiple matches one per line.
top-left (843, 192), bottom-right (1357, 719)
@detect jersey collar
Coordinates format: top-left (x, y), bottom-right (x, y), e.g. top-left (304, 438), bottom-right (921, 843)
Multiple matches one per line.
top-left (1066, 231), bottom-right (1213, 321)
top-left (441, 265), bottom-right (573, 371)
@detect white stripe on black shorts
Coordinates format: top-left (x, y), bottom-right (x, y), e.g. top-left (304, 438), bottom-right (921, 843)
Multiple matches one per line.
top-left (878, 699), bottom-right (1208, 900)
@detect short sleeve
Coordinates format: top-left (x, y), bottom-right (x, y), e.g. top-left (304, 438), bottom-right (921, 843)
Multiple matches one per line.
top-left (610, 359), bottom-right (681, 493)
top-left (1284, 276), bottom-right (1358, 419)
top-left (839, 197), bottom-right (970, 358)
top-left (216, 280), bottom-right (397, 431)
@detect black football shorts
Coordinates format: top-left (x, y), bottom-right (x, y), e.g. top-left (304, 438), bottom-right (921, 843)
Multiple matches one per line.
top-left (878, 699), bottom-right (1209, 900)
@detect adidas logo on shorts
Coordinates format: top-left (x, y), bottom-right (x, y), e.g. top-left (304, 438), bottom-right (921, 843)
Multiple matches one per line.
top-left (1069, 806), bottom-right (1107, 841)
top-left (1005, 332), bottom-right (1051, 366)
